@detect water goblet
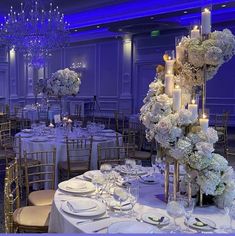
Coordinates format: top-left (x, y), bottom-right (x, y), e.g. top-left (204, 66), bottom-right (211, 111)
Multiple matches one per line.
top-left (92, 174), bottom-right (105, 199)
top-left (113, 187), bottom-right (129, 215)
top-left (166, 199), bottom-right (185, 233)
top-left (128, 184), bottom-right (139, 216)
top-left (181, 198), bottom-right (195, 227)
top-left (227, 202), bottom-right (235, 233)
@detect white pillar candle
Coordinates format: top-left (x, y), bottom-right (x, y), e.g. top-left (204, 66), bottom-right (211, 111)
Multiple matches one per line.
top-left (173, 85), bottom-right (181, 112)
top-left (201, 8), bottom-right (211, 35)
top-left (191, 25), bottom-right (200, 39)
top-left (176, 43), bottom-right (185, 62)
top-left (165, 57), bottom-right (175, 74)
top-left (188, 99), bottom-right (198, 120)
top-left (199, 114), bottom-right (209, 132)
top-left (165, 73), bottom-right (174, 97)
top-left (49, 123), bottom-right (54, 128)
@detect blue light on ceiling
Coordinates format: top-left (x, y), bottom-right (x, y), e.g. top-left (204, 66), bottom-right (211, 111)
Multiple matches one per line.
top-left (66, 0), bottom-right (232, 29)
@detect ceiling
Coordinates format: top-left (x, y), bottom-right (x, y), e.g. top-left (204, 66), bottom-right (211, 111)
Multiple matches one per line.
top-left (0, 0), bottom-right (234, 42)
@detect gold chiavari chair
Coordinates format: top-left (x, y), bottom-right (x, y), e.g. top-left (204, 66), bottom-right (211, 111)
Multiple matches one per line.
top-left (214, 111), bottom-right (229, 158)
top-left (93, 116), bottom-right (111, 129)
top-left (24, 148), bottom-right (56, 206)
top-left (0, 121), bottom-right (12, 173)
top-left (97, 145), bottom-right (133, 169)
top-left (59, 137), bottom-right (93, 179)
top-left (4, 159), bottom-right (51, 233)
top-left (128, 127), bottom-right (154, 162)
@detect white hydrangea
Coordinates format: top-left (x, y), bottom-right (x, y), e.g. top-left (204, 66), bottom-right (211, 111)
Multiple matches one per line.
top-left (197, 170), bottom-right (221, 195)
top-left (177, 109), bottom-right (193, 126)
top-left (46, 68), bottom-right (81, 97)
top-left (187, 152), bottom-right (212, 171)
top-left (208, 153), bottom-right (228, 172)
top-left (196, 142), bottom-right (214, 158)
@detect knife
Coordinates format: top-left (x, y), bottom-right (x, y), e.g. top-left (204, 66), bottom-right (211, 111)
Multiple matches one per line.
top-left (194, 217), bottom-right (217, 230)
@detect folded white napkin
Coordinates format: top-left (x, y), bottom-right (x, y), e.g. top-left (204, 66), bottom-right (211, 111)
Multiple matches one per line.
top-left (67, 200), bottom-right (97, 213)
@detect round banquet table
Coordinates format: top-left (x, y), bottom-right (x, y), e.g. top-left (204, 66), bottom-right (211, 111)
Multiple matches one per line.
top-left (48, 169), bottom-right (231, 234)
top-left (17, 129), bottom-right (120, 186)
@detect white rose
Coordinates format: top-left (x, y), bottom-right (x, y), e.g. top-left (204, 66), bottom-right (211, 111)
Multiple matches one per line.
top-left (196, 142), bottom-right (214, 158)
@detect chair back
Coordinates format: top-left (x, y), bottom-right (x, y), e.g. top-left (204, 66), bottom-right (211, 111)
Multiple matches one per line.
top-left (24, 148), bottom-right (56, 199)
top-left (66, 137), bottom-right (93, 177)
top-left (0, 121), bottom-right (11, 147)
top-left (114, 111), bottom-right (126, 133)
top-left (93, 117), bottom-right (111, 129)
top-left (97, 145), bottom-right (132, 169)
top-left (4, 159), bottom-right (20, 233)
top-left (215, 111), bottom-right (229, 132)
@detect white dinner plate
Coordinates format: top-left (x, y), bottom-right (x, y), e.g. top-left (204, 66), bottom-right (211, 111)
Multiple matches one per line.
top-left (20, 133), bottom-right (33, 138)
top-left (141, 212), bottom-right (170, 226)
top-left (101, 129), bottom-right (114, 133)
top-left (102, 133), bottom-right (116, 138)
top-left (139, 175), bottom-right (158, 185)
top-left (115, 165), bottom-right (147, 176)
top-left (61, 198), bottom-right (106, 217)
top-left (30, 137), bottom-right (48, 142)
top-left (187, 217), bottom-right (216, 231)
top-left (93, 136), bottom-right (108, 142)
top-left (58, 180), bottom-right (95, 194)
top-left (22, 129), bottom-right (32, 133)
top-left (108, 221), bottom-right (160, 233)
top-left (83, 170), bottom-right (101, 181)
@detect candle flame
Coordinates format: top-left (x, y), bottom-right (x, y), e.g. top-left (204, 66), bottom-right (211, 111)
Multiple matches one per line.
top-left (204, 8), bottom-right (210, 13)
top-left (192, 99), bottom-right (196, 104)
top-left (193, 25), bottom-right (198, 30)
top-left (175, 85), bottom-right (180, 89)
top-left (168, 56), bottom-right (171, 60)
top-left (202, 114), bottom-right (207, 119)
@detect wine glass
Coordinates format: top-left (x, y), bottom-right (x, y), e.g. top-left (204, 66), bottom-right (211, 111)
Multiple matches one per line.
top-left (128, 184), bottom-right (139, 216)
top-left (113, 187), bottom-right (129, 215)
top-left (92, 174), bottom-right (105, 199)
top-left (227, 202), bottom-right (235, 233)
top-left (166, 196), bottom-right (185, 232)
top-left (182, 198), bottom-right (195, 227)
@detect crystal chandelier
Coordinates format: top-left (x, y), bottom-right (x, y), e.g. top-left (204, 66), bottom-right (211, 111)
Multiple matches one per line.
top-left (0, 0), bottom-right (70, 68)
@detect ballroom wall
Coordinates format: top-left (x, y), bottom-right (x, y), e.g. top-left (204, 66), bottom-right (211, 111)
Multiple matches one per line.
top-left (2, 23), bottom-right (235, 125)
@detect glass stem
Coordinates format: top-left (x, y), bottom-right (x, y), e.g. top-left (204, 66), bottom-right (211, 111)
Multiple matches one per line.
top-left (230, 216), bottom-right (233, 231)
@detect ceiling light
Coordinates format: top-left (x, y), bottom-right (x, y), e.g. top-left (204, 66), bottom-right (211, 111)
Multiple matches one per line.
top-left (97, 25), bottom-right (100, 28)
top-left (184, 11), bottom-right (188, 14)
top-left (221, 4), bottom-right (226, 7)
top-left (150, 17), bottom-right (154, 20)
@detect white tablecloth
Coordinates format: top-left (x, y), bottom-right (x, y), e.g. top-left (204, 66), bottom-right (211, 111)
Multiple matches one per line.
top-left (17, 130), bottom-right (120, 185)
top-left (48, 170), bottom-right (232, 233)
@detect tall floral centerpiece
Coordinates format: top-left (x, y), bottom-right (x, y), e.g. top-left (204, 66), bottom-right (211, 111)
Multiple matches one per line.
top-left (140, 7), bottom-right (235, 208)
top-left (46, 68), bottom-right (81, 115)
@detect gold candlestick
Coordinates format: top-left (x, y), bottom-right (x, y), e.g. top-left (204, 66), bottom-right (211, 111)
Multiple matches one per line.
top-left (164, 162), bottom-right (170, 202)
top-left (173, 161), bottom-right (178, 200)
top-left (199, 188), bottom-right (203, 207)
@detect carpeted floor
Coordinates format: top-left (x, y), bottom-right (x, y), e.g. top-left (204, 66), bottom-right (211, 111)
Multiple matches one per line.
top-left (0, 128), bottom-right (235, 232)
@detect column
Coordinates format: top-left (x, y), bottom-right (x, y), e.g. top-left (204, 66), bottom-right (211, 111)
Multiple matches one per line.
top-left (119, 34), bottom-right (133, 115)
top-left (9, 47), bottom-right (17, 98)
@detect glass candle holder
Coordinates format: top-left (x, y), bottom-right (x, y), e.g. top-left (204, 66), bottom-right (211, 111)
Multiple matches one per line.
top-left (201, 4), bottom-right (212, 36)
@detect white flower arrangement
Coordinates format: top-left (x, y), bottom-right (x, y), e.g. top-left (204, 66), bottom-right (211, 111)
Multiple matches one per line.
top-left (46, 68), bottom-right (81, 97)
top-left (139, 28), bottom-right (235, 208)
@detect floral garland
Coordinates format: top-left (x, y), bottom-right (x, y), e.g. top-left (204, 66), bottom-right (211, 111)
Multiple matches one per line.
top-left (140, 29), bottom-right (235, 208)
top-left (46, 68), bottom-right (81, 97)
